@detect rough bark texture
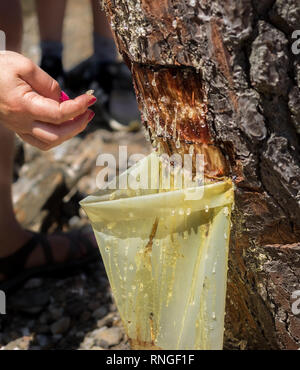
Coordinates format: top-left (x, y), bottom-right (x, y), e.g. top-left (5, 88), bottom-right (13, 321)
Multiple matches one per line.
top-left (103, 0), bottom-right (300, 349)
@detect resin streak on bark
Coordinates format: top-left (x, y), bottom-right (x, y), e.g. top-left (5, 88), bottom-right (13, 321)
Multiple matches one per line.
top-left (132, 64), bottom-right (227, 178)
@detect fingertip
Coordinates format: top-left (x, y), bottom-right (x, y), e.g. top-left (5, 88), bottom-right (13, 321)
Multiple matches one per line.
top-left (77, 93), bottom-right (97, 106)
top-left (51, 79), bottom-right (62, 102)
top-left (87, 111), bottom-right (95, 122)
top-left (87, 96), bottom-right (97, 106)
top-left (77, 110), bottom-right (95, 132)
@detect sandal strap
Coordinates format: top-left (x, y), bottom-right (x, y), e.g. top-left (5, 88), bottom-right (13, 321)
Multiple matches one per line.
top-left (0, 229), bottom-right (97, 284)
top-left (65, 232), bottom-right (80, 261)
top-left (0, 234), bottom-right (38, 279)
top-left (64, 229), bottom-right (95, 260)
top-left (77, 229), bottom-right (95, 254)
top-left (0, 233), bottom-right (54, 279)
top-left (38, 233), bottom-right (54, 266)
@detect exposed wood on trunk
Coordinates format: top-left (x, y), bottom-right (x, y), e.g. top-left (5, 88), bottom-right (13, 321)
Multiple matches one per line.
top-left (104, 0), bottom-right (300, 349)
top-left (132, 63), bottom-right (228, 179)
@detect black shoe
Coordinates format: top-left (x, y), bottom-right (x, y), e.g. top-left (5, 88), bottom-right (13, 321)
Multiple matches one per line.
top-left (65, 57), bottom-right (98, 92)
top-left (40, 55), bottom-right (66, 89)
top-left (102, 62), bottom-right (141, 131)
top-left (66, 57), bottom-right (141, 131)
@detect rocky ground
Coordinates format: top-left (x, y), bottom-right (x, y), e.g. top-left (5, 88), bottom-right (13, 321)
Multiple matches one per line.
top-left (1, 127), bottom-right (150, 351)
top-left (1, 268), bottom-right (128, 350)
top-left (0, 0), bottom-right (151, 350)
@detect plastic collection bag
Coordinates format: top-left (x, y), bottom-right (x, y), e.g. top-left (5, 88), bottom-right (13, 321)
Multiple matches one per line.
top-left (81, 152), bottom-right (234, 350)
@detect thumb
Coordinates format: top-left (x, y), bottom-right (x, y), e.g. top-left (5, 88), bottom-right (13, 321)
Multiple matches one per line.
top-left (21, 62), bottom-right (61, 101)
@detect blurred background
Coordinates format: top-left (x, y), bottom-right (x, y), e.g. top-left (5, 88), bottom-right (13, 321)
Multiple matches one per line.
top-left (22, 0), bottom-right (94, 68)
top-left (0, 0), bottom-right (151, 351)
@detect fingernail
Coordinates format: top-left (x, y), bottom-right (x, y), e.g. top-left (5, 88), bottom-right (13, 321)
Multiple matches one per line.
top-left (60, 91), bottom-right (70, 102)
top-left (88, 111), bottom-right (95, 121)
top-left (88, 97), bottom-right (97, 106)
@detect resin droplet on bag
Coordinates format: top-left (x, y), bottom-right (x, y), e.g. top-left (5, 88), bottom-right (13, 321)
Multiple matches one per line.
top-left (81, 152), bottom-right (234, 350)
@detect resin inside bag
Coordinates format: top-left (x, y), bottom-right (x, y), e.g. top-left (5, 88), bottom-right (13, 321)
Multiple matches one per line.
top-left (81, 152), bottom-right (234, 350)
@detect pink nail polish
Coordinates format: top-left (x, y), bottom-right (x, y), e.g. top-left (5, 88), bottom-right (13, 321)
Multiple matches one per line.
top-left (60, 91), bottom-right (70, 102)
top-left (88, 97), bottom-right (97, 106)
top-left (88, 112), bottom-right (95, 121)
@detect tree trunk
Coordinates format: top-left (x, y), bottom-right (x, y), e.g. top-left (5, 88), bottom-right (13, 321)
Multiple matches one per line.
top-left (103, 0), bottom-right (300, 349)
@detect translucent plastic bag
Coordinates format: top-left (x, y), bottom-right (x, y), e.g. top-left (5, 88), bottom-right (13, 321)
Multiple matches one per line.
top-left (81, 153), bottom-right (234, 350)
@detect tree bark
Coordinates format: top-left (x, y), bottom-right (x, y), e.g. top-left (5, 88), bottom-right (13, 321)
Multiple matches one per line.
top-left (103, 0), bottom-right (300, 349)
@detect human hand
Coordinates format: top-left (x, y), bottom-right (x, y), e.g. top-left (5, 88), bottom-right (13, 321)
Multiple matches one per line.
top-left (0, 51), bottom-right (97, 150)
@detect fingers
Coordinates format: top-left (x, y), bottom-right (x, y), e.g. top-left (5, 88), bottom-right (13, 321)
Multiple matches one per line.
top-left (32, 110), bottom-right (95, 146)
top-left (23, 110), bottom-right (95, 150)
top-left (21, 60), bottom-right (61, 101)
top-left (23, 91), bottom-right (97, 124)
top-left (57, 94), bottom-right (97, 123)
top-left (18, 133), bottom-right (52, 151)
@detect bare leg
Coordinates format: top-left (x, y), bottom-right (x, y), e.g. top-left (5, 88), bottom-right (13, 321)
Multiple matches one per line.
top-left (0, 0), bottom-right (30, 260)
top-left (35, 0), bottom-right (67, 80)
top-left (91, 0), bottom-right (114, 40)
top-left (0, 127), bottom-right (31, 260)
top-left (90, 0), bottom-right (140, 129)
top-left (35, 0), bottom-right (67, 43)
top-left (91, 0), bottom-right (117, 63)
top-left (0, 0), bottom-right (22, 52)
